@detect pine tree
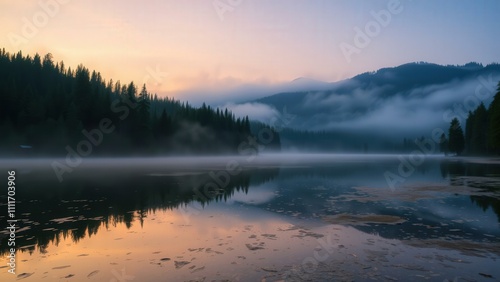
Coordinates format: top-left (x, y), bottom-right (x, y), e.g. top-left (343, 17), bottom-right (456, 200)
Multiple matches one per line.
top-left (439, 133), bottom-right (449, 156)
top-left (157, 108), bottom-right (171, 138)
top-left (471, 103), bottom-right (488, 154)
top-left (448, 118), bottom-right (465, 155)
top-left (465, 110), bottom-right (474, 153)
top-left (74, 65), bottom-right (91, 127)
top-left (0, 50), bottom-right (278, 155)
top-left (138, 84), bottom-right (150, 127)
top-left (489, 82), bottom-right (500, 153)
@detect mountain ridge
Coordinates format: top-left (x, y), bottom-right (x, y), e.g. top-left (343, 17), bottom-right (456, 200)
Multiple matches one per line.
top-left (236, 62), bottom-right (500, 148)
top-left (266, 61), bottom-right (500, 103)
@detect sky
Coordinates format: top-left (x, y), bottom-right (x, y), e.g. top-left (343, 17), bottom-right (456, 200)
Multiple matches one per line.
top-left (1, 0), bottom-right (500, 103)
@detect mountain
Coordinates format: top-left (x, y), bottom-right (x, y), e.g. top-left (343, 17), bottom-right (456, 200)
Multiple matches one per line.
top-left (251, 62), bottom-right (500, 139)
top-left (288, 77), bottom-right (333, 91)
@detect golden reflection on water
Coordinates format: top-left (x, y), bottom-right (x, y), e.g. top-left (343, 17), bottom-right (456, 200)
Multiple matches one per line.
top-left (1, 158), bottom-right (500, 281)
top-left (3, 199), bottom-right (500, 281)
top-left (2, 206), bottom-right (332, 281)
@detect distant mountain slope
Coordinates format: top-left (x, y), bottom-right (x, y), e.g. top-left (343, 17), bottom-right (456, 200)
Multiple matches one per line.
top-left (252, 62), bottom-right (500, 138)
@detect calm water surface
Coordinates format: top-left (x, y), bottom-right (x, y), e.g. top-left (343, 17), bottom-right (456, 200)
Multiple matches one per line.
top-left (0, 154), bottom-right (499, 281)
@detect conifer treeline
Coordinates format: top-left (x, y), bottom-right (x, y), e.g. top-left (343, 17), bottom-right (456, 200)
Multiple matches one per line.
top-left (0, 49), bottom-right (263, 155)
top-left (444, 83), bottom-right (500, 156)
top-left (465, 83), bottom-right (500, 155)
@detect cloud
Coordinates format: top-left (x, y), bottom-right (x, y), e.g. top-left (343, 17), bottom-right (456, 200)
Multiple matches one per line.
top-left (288, 73), bottom-right (500, 138)
top-left (302, 84), bottom-right (389, 115)
top-left (221, 103), bottom-right (280, 124)
top-left (172, 77), bottom-right (339, 107)
top-left (172, 65), bottom-right (500, 141)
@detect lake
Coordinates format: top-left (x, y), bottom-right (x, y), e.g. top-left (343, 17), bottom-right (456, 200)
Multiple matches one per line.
top-left (0, 154), bottom-right (499, 281)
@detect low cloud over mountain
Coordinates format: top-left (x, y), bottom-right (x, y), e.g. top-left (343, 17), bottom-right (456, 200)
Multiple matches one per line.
top-left (234, 62), bottom-right (500, 139)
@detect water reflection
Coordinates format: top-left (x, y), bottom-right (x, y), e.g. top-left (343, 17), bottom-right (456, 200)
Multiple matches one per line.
top-left (0, 156), bottom-right (499, 279)
top-left (440, 159), bottom-right (500, 224)
top-left (0, 167), bottom-right (279, 255)
top-left (250, 160), bottom-right (500, 245)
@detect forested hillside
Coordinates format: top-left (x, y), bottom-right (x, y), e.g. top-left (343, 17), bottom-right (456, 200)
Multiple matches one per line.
top-left (251, 62), bottom-right (500, 141)
top-left (463, 85), bottom-right (500, 155)
top-left (0, 49), bottom-right (262, 156)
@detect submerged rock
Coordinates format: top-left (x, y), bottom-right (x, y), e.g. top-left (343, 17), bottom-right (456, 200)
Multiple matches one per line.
top-left (17, 273), bottom-right (34, 280)
top-left (246, 243), bottom-right (265, 250)
top-left (175, 261), bottom-right (191, 269)
top-left (323, 213), bottom-right (406, 226)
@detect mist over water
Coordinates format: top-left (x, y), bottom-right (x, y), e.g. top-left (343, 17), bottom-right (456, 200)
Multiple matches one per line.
top-left (0, 153), bottom-right (447, 183)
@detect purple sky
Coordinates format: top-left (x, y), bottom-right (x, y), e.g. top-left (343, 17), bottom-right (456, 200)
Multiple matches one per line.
top-left (2, 0), bottom-right (499, 101)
